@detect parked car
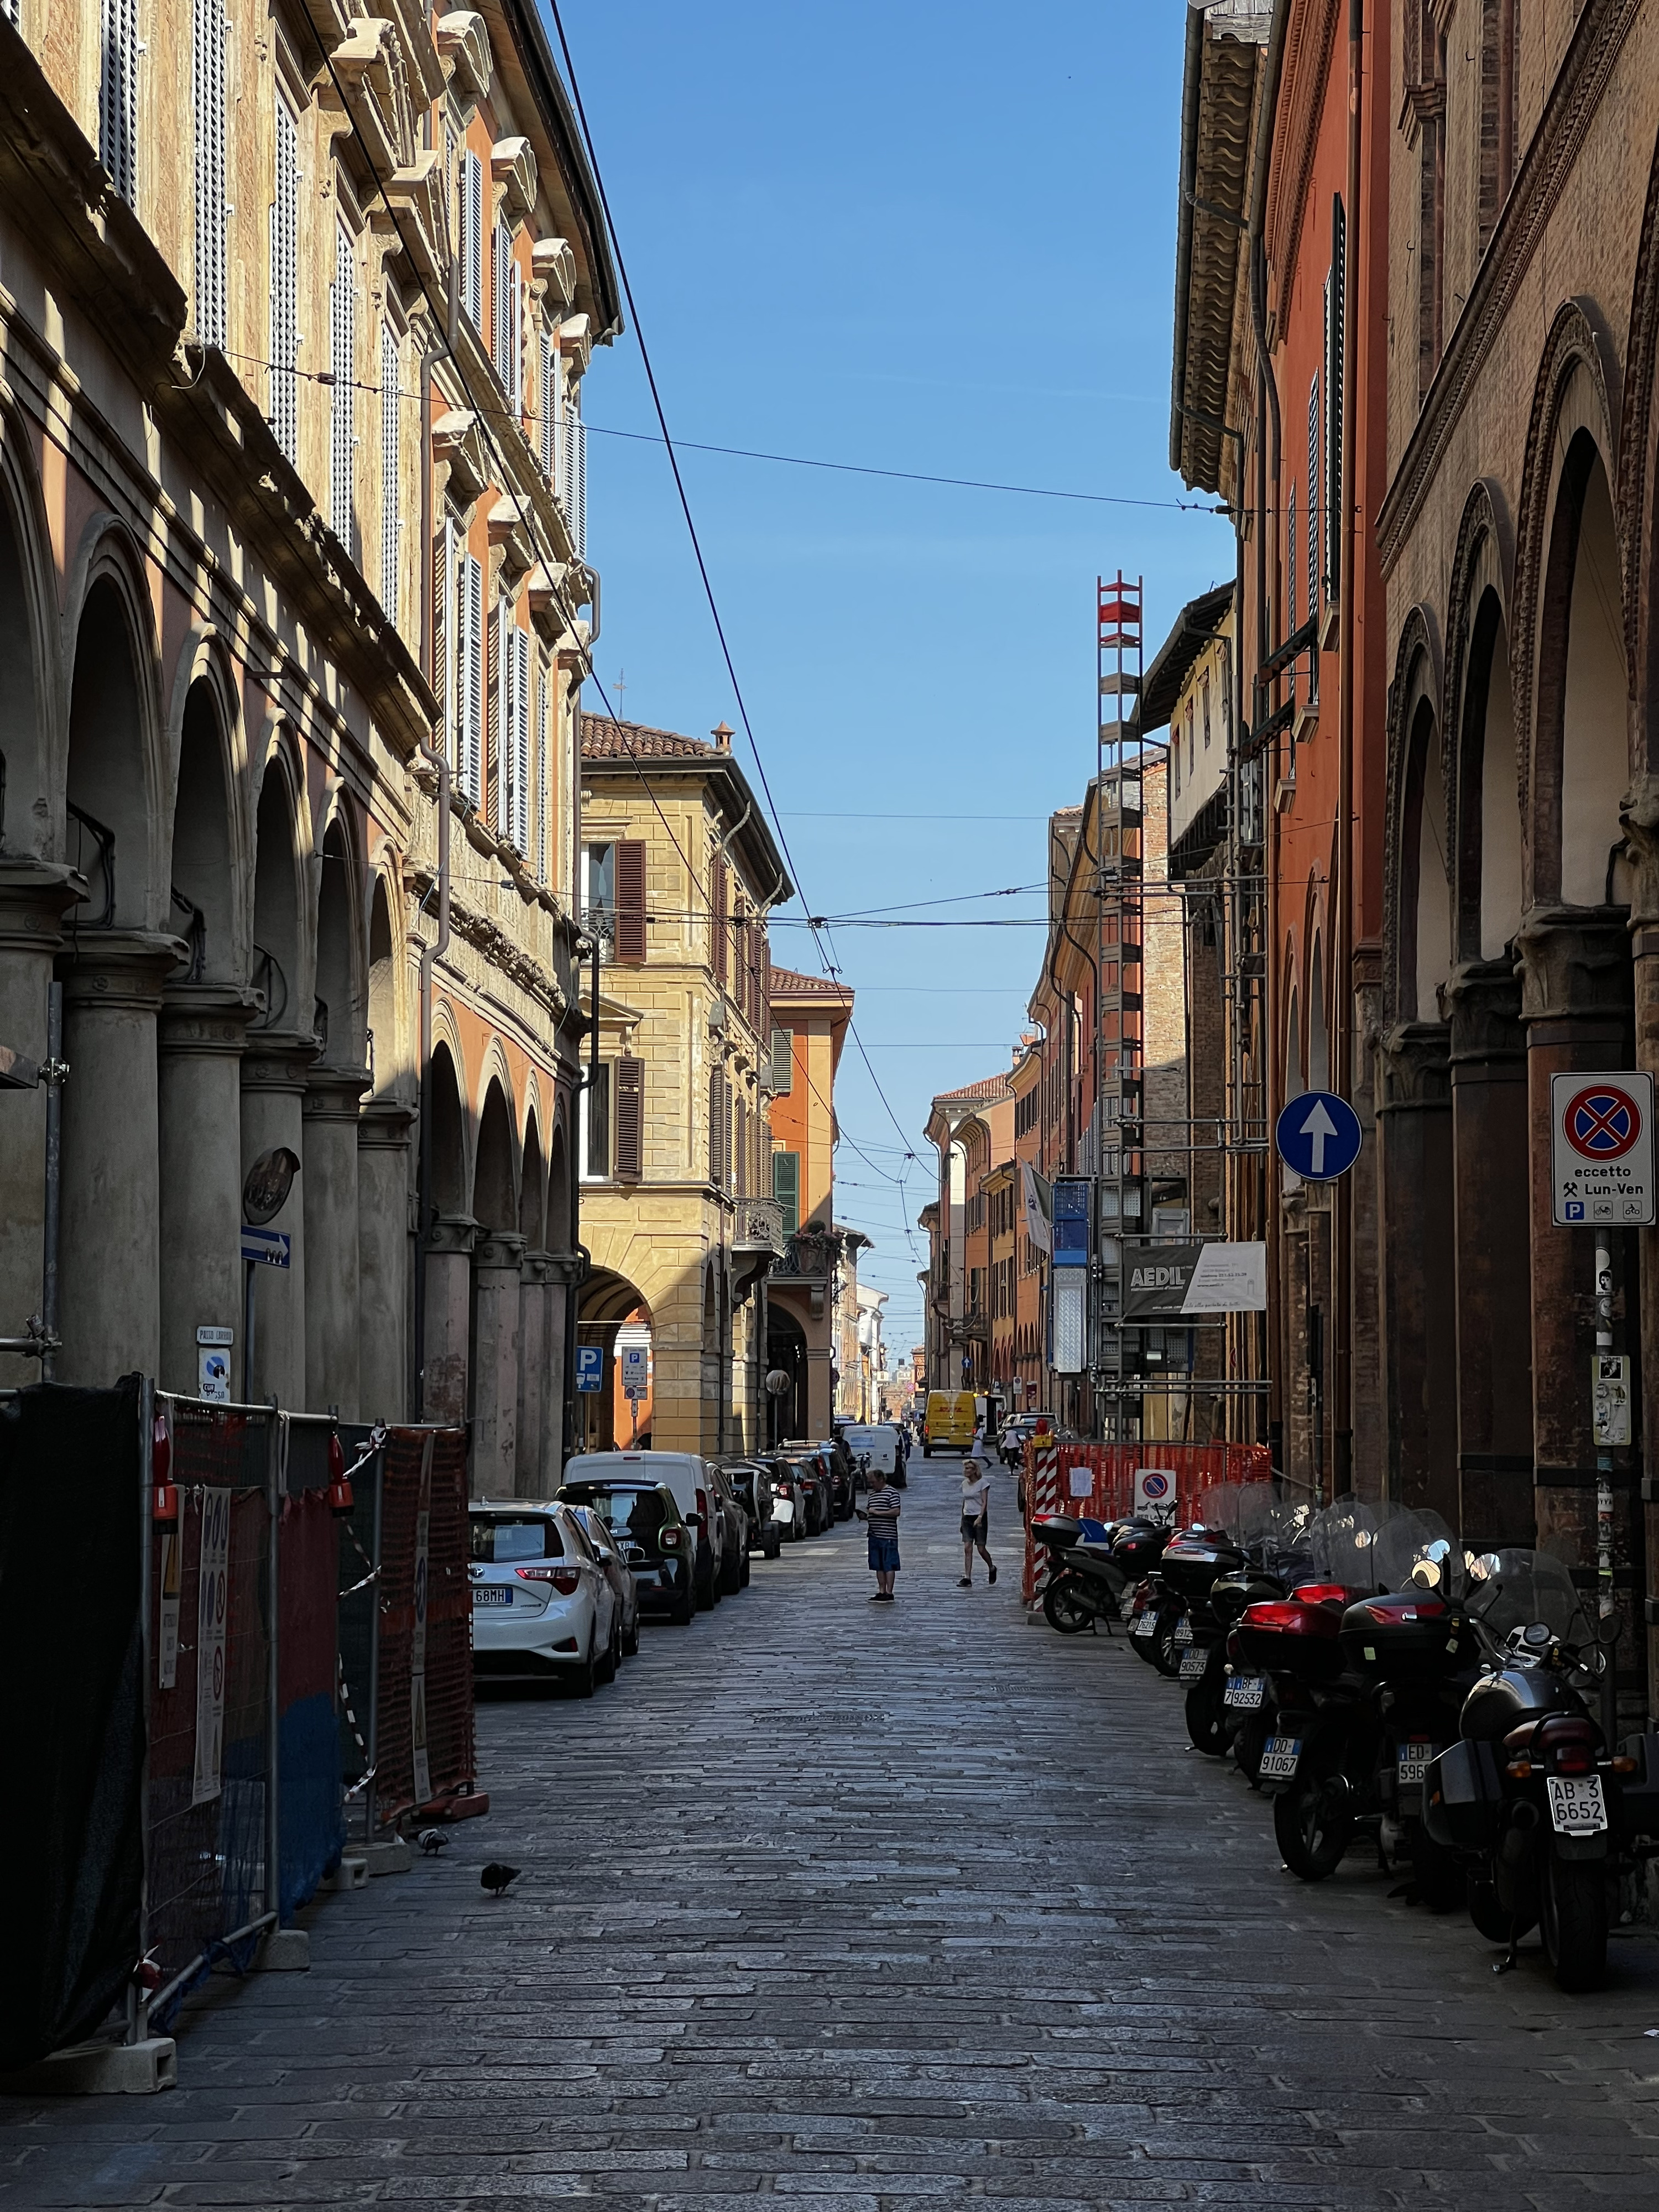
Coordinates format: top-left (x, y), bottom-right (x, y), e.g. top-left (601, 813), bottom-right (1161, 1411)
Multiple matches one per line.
top-left (714, 1457), bottom-right (783, 1559)
top-left (785, 1437), bottom-right (854, 1520)
top-left (555, 1475), bottom-right (696, 1625)
top-left (562, 1449), bottom-right (728, 1610)
top-left (468, 1500), bottom-right (619, 1695)
top-left (759, 1457), bottom-right (808, 1542)
top-left (706, 1463), bottom-right (752, 1594)
top-left (779, 1446), bottom-right (832, 1534)
top-left (840, 1422), bottom-right (901, 1488)
top-left (564, 1502), bottom-right (642, 1657)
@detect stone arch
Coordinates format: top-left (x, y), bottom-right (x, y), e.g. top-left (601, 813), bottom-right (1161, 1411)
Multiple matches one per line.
top-left (1398, 697), bottom-right (1451, 1022)
top-left (1382, 607), bottom-right (1442, 1024)
top-left (1284, 977), bottom-right (1302, 1103)
top-left (1307, 934), bottom-right (1331, 1093)
top-left (519, 1104), bottom-right (546, 1248)
top-left (473, 1076), bottom-right (518, 1232)
top-left (428, 1038), bottom-right (467, 1219)
top-left (168, 651), bottom-right (243, 985)
top-left (314, 808), bottom-right (366, 1068)
top-left (1511, 301), bottom-right (1624, 892)
top-left (250, 742), bottom-right (307, 1035)
top-left (366, 868), bottom-right (404, 1098)
top-left (0, 403), bottom-right (58, 858)
top-left (546, 1109), bottom-right (571, 1251)
top-left (62, 531), bottom-right (163, 932)
top-left (1616, 119), bottom-right (1659, 748)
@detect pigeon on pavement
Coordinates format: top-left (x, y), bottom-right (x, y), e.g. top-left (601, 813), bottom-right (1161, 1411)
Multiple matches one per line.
top-left (480, 1862), bottom-right (521, 1897)
top-left (417, 1828), bottom-right (448, 1855)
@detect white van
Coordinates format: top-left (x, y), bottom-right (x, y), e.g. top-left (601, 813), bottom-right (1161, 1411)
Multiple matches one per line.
top-left (562, 1451), bottom-right (719, 1606)
top-left (839, 1423), bottom-right (898, 1477)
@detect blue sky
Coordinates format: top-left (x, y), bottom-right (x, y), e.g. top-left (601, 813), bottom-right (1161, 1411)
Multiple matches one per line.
top-left (556, 0), bottom-right (1234, 1355)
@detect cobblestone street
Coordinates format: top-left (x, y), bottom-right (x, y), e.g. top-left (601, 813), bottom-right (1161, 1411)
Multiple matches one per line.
top-left (9, 1465), bottom-right (1659, 2208)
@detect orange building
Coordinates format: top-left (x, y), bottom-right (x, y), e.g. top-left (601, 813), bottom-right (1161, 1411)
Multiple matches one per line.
top-left (764, 967), bottom-right (854, 1441)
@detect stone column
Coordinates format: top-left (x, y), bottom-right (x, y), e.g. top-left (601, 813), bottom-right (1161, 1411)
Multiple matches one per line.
top-left (1349, 952), bottom-right (1386, 1499)
top-left (517, 1251), bottom-right (551, 1496)
top-left (1444, 959), bottom-right (1534, 1548)
top-left (0, 862), bottom-right (81, 1387)
top-left (423, 1213), bottom-right (478, 1427)
top-left (56, 933), bottom-right (185, 1387)
top-left (1516, 906), bottom-right (1634, 1575)
top-left (1375, 1022), bottom-right (1457, 1524)
top-left (240, 1035), bottom-right (316, 1407)
top-left (540, 1251), bottom-right (579, 1486)
top-left (303, 1065), bottom-right (370, 1416)
top-left (357, 1100), bottom-right (413, 1425)
top-left (157, 984), bottom-right (259, 1397)
top-left (471, 1230), bottom-right (525, 1499)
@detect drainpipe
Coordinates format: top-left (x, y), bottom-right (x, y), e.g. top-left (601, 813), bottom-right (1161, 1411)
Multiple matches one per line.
top-left (1332, 0), bottom-right (1363, 1490)
top-left (561, 928), bottom-right (599, 1462)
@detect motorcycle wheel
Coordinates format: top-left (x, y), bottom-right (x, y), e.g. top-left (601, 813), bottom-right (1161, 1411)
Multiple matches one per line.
top-left (1042, 1575), bottom-right (1096, 1635)
top-left (1127, 1618), bottom-right (1160, 1666)
top-left (1185, 1666), bottom-right (1229, 1757)
top-left (1150, 1611), bottom-right (1184, 1678)
top-left (1540, 1849), bottom-right (1608, 1993)
top-left (1407, 1830), bottom-right (1465, 1913)
top-left (1274, 1767), bottom-right (1354, 1881)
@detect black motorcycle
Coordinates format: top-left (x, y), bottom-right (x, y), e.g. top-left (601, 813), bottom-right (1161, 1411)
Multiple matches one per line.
top-left (1035, 1512), bottom-right (1168, 1635)
top-left (1423, 1546), bottom-right (1659, 1991)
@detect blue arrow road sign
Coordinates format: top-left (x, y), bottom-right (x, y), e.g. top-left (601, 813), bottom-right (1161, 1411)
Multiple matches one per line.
top-left (575, 1345), bottom-right (604, 1394)
top-left (241, 1226), bottom-right (292, 1267)
top-left (1274, 1089), bottom-right (1363, 1182)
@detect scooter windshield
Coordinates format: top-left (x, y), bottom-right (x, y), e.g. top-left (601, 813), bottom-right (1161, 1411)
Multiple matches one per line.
top-left (1468, 1547), bottom-right (1594, 1646)
top-left (1369, 1505), bottom-right (1456, 1594)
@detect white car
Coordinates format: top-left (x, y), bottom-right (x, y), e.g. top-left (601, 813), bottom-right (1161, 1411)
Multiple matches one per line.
top-left (469, 1501), bottom-right (619, 1697)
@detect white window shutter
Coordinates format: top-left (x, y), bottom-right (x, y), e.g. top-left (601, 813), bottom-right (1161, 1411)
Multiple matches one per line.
top-left (269, 98), bottom-right (299, 460)
top-left (100, 0), bottom-right (140, 206)
top-left (536, 661), bottom-right (550, 883)
top-left (512, 628), bottom-right (530, 853)
top-left (510, 262), bottom-right (523, 422)
top-left (461, 152), bottom-right (483, 329)
top-left (380, 322), bottom-right (400, 621)
top-left (539, 334), bottom-right (555, 478)
top-left (331, 223), bottom-right (356, 549)
top-left (567, 383), bottom-right (585, 559)
top-left (1307, 373), bottom-right (1319, 621)
top-left (492, 221), bottom-right (508, 382)
top-left (457, 551), bottom-right (483, 807)
top-left (192, 0), bottom-right (227, 348)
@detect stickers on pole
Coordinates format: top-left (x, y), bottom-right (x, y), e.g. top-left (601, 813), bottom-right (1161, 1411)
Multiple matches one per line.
top-left (191, 1488), bottom-right (231, 1806)
top-left (1593, 1355), bottom-right (1632, 1447)
top-left (1550, 1071), bottom-right (1655, 1226)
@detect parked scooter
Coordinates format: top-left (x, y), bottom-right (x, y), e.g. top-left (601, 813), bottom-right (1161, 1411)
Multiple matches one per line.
top-left (1034, 1512), bottom-right (1170, 1634)
top-left (1183, 1495), bottom-right (1314, 1755)
top-left (1422, 1546), bottom-right (1659, 1991)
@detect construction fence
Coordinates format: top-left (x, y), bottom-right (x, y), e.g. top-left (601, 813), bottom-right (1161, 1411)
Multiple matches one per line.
top-left (1021, 1437), bottom-right (1273, 1605)
top-left (0, 1382), bottom-right (476, 2071)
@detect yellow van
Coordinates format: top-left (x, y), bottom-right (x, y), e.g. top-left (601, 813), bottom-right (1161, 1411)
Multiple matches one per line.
top-left (923, 1390), bottom-right (978, 1457)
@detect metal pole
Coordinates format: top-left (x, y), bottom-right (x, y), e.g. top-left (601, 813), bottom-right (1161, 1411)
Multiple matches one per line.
top-left (265, 1404), bottom-right (281, 1928)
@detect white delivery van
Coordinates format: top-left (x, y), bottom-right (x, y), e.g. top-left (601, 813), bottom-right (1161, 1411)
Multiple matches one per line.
top-left (839, 1423), bottom-right (898, 1477)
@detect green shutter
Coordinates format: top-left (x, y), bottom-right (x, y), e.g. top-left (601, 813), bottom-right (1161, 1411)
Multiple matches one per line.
top-left (773, 1149), bottom-right (800, 1234)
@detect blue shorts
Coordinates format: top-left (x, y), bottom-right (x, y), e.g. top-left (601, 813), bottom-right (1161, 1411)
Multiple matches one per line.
top-left (868, 1531), bottom-right (900, 1573)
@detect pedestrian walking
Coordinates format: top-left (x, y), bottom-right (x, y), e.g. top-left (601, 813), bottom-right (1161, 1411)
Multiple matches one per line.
top-left (957, 1457), bottom-right (996, 1588)
top-left (857, 1466), bottom-right (902, 1600)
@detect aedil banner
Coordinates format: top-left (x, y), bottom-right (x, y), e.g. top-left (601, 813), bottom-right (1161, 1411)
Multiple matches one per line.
top-left (1122, 1241), bottom-right (1268, 1320)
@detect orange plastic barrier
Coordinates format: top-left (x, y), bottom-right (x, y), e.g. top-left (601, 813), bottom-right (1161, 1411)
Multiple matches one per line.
top-left (1021, 1438), bottom-right (1272, 1605)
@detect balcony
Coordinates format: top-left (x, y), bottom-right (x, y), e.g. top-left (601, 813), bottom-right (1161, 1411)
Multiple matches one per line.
top-left (733, 1196), bottom-right (784, 1257)
top-left (771, 1227), bottom-right (838, 1283)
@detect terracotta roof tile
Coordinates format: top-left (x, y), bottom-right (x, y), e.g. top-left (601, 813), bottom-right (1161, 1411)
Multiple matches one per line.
top-left (935, 1072), bottom-right (1013, 1104)
top-left (768, 965), bottom-right (853, 1001)
top-left (580, 713), bottom-right (713, 760)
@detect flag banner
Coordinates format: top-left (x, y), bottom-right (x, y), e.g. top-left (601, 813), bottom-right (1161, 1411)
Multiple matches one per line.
top-left (1122, 1241), bottom-right (1267, 1319)
top-left (1022, 1161), bottom-right (1052, 1254)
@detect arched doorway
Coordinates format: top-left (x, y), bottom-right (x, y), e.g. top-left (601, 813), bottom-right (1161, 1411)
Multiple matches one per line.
top-left (766, 1302), bottom-right (808, 1446)
top-left (359, 870), bottom-right (413, 1423)
top-left (241, 757), bottom-right (309, 1404)
top-left (58, 568), bottom-right (164, 1385)
top-left (471, 1077), bottom-right (521, 1497)
top-left (578, 1265), bottom-right (654, 1452)
top-left (422, 1039), bottom-right (471, 1422)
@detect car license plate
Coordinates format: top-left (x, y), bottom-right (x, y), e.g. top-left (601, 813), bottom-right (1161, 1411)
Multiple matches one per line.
top-left (1224, 1672), bottom-right (1265, 1710)
top-left (1396, 1740), bottom-right (1434, 1787)
top-left (1259, 1735), bottom-right (1301, 1781)
top-left (1547, 1773), bottom-right (1608, 1835)
top-left (472, 1586), bottom-right (511, 1607)
top-left (1173, 1615), bottom-right (1193, 1645)
top-left (1133, 1610), bottom-right (1157, 1638)
top-left (1179, 1645), bottom-right (1208, 1681)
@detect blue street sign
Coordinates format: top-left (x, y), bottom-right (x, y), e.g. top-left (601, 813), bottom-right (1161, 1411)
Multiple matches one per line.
top-left (575, 1345), bottom-right (604, 1394)
top-left (241, 1226), bottom-right (292, 1268)
top-left (1275, 1090), bottom-right (1363, 1182)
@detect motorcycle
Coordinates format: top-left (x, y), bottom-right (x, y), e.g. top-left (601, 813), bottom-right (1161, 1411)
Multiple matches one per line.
top-left (1182, 1494), bottom-right (1314, 1756)
top-left (1035, 1512), bottom-right (1170, 1635)
top-left (1422, 1546), bottom-right (1659, 1991)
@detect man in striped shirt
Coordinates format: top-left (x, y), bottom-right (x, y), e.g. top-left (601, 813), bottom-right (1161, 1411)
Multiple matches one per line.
top-left (857, 1470), bottom-right (902, 1601)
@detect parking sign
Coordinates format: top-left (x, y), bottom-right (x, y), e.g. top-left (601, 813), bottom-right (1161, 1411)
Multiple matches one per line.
top-left (622, 1344), bottom-right (649, 1400)
top-left (575, 1345), bottom-right (604, 1394)
top-left (1550, 1071), bottom-right (1655, 1226)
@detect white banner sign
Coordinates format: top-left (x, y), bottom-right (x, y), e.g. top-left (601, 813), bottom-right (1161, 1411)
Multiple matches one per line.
top-left (191, 1487), bottom-right (232, 1805)
top-left (157, 1531), bottom-right (181, 1691)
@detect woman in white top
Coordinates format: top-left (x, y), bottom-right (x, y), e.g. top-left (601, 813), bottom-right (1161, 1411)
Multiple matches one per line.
top-left (957, 1457), bottom-right (995, 1588)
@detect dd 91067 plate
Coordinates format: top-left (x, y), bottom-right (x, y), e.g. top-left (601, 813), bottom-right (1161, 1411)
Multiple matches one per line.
top-left (1258, 1735), bottom-right (1301, 1781)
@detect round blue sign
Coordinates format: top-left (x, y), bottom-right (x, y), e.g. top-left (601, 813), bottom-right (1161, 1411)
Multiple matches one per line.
top-left (1274, 1088), bottom-right (1363, 1182)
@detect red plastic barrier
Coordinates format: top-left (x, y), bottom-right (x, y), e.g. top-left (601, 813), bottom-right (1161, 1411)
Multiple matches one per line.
top-left (1021, 1439), bottom-right (1273, 1608)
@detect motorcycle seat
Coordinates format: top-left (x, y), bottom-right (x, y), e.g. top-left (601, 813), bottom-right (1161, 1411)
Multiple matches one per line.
top-left (1503, 1713), bottom-right (1597, 1757)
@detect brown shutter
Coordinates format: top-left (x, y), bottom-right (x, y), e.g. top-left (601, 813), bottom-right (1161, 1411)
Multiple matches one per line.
top-left (431, 530), bottom-right (447, 717)
top-left (614, 839), bottom-right (647, 963)
top-left (614, 1054), bottom-right (643, 1181)
top-left (761, 933), bottom-right (771, 1037)
top-left (708, 1066), bottom-right (725, 1186)
top-left (711, 857), bottom-right (728, 985)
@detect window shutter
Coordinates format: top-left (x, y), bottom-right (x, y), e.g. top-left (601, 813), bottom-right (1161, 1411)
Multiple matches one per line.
top-left (510, 262), bottom-right (524, 422)
top-left (1287, 484), bottom-right (1298, 633)
top-left (584, 1061), bottom-right (611, 1181)
top-left (101, 0), bottom-right (139, 205)
top-left (735, 1094), bottom-right (747, 1197)
top-left (773, 1149), bottom-right (800, 1235)
top-left (461, 552), bottom-right (483, 806)
top-left (1307, 371), bottom-right (1320, 620)
top-left (460, 150), bottom-right (483, 328)
top-left (269, 98), bottom-right (299, 460)
top-left (540, 333), bottom-right (555, 479)
top-left (432, 520), bottom-right (450, 732)
top-left (761, 935), bottom-right (771, 1038)
top-left (614, 1055), bottom-right (644, 1182)
top-left (711, 857), bottom-right (728, 985)
top-left (331, 223), bottom-right (356, 550)
top-left (708, 1067), bottom-right (726, 1188)
top-left (536, 659), bottom-right (550, 882)
top-left (492, 221), bottom-right (509, 384)
top-left (614, 838), bottom-right (647, 963)
top-left (193, 0), bottom-right (227, 348)
top-left (770, 1027), bottom-right (793, 1093)
top-left (1326, 197), bottom-right (1345, 602)
top-left (566, 383), bottom-right (585, 557)
top-left (510, 627), bottom-right (530, 853)
top-left (380, 322), bottom-right (400, 621)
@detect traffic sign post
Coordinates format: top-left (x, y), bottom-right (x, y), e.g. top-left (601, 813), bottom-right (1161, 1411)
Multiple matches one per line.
top-left (1274, 1089), bottom-right (1363, 1182)
top-left (1550, 1071), bottom-right (1655, 1225)
top-left (575, 1345), bottom-right (604, 1394)
top-left (620, 1345), bottom-right (648, 1398)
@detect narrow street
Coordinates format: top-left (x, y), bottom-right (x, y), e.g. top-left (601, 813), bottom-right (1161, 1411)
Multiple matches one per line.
top-left (8, 1467), bottom-right (1659, 2209)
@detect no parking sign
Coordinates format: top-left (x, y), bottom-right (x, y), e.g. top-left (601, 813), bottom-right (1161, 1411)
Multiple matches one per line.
top-left (1550, 1071), bottom-right (1656, 1226)
top-left (1135, 1466), bottom-right (1176, 1523)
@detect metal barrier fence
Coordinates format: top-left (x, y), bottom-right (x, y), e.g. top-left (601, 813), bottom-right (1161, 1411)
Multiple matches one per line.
top-left (1021, 1438), bottom-right (1274, 1605)
top-left (374, 1426), bottom-right (479, 1824)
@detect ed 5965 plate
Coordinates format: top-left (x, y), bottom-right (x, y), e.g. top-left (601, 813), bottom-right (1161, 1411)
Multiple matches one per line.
top-left (1396, 1740), bottom-right (1435, 1787)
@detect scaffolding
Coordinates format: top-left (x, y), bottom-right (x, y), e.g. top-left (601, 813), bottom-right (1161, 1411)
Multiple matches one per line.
top-left (1093, 572), bottom-right (1145, 1438)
